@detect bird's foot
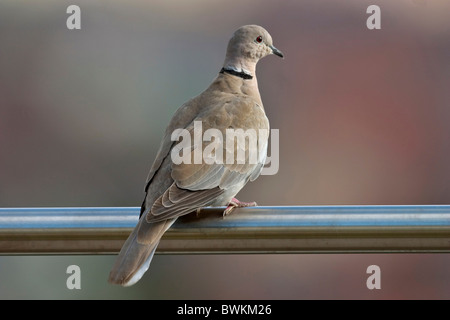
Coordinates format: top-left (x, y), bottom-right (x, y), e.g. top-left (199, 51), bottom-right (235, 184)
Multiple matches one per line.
top-left (223, 198), bottom-right (257, 216)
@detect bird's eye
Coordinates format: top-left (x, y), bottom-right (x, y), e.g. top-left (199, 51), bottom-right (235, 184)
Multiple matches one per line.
top-left (255, 36), bottom-right (263, 43)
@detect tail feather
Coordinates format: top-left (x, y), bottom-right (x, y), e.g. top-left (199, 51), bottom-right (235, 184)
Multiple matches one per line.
top-left (108, 218), bottom-right (175, 286)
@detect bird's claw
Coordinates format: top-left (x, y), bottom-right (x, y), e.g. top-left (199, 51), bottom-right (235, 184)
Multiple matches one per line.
top-left (223, 198), bottom-right (257, 216)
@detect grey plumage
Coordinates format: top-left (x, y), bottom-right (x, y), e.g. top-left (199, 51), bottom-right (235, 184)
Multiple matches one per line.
top-left (108, 25), bottom-right (283, 286)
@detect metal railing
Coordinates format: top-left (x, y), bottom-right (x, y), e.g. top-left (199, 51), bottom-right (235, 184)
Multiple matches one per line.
top-left (1, 205), bottom-right (449, 254)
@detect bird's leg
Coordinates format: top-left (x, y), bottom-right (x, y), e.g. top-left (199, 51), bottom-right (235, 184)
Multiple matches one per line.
top-left (223, 198), bottom-right (257, 216)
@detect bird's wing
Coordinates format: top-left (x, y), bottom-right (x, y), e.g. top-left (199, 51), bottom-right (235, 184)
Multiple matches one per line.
top-left (143, 97), bottom-right (203, 194)
top-left (145, 97), bottom-right (269, 223)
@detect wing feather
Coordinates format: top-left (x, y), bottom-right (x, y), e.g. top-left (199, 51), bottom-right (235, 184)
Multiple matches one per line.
top-left (144, 97), bottom-right (269, 222)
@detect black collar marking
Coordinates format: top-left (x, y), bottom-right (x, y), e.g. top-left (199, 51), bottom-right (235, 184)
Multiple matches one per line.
top-left (220, 67), bottom-right (253, 80)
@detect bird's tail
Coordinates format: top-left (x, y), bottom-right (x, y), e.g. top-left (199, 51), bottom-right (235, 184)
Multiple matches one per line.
top-left (108, 218), bottom-right (174, 286)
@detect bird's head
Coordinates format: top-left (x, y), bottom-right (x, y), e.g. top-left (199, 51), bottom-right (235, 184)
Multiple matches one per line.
top-left (226, 25), bottom-right (284, 62)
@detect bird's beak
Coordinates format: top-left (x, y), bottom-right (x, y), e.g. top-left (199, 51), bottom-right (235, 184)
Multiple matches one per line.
top-left (270, 45), bottom-right (284, 58)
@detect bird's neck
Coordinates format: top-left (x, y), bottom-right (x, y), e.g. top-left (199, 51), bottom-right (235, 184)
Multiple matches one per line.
top-left (220, 67), bottom-right (253, 80)
top-left (223, 57), bottom-right (256, 79)
top-left (220, 59), bottom-right (262, 106)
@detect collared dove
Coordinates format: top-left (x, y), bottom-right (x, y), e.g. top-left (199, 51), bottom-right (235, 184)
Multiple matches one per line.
top-left (108, 25), bottom-right (283, 286)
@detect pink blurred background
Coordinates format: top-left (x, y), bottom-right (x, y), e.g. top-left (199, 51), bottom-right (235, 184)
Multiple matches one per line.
top-left (0, 0), bottom-right (449, 299)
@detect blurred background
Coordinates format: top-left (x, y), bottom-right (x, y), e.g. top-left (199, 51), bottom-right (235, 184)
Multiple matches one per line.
top-left (1, 0), bottom-right (449, 299)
